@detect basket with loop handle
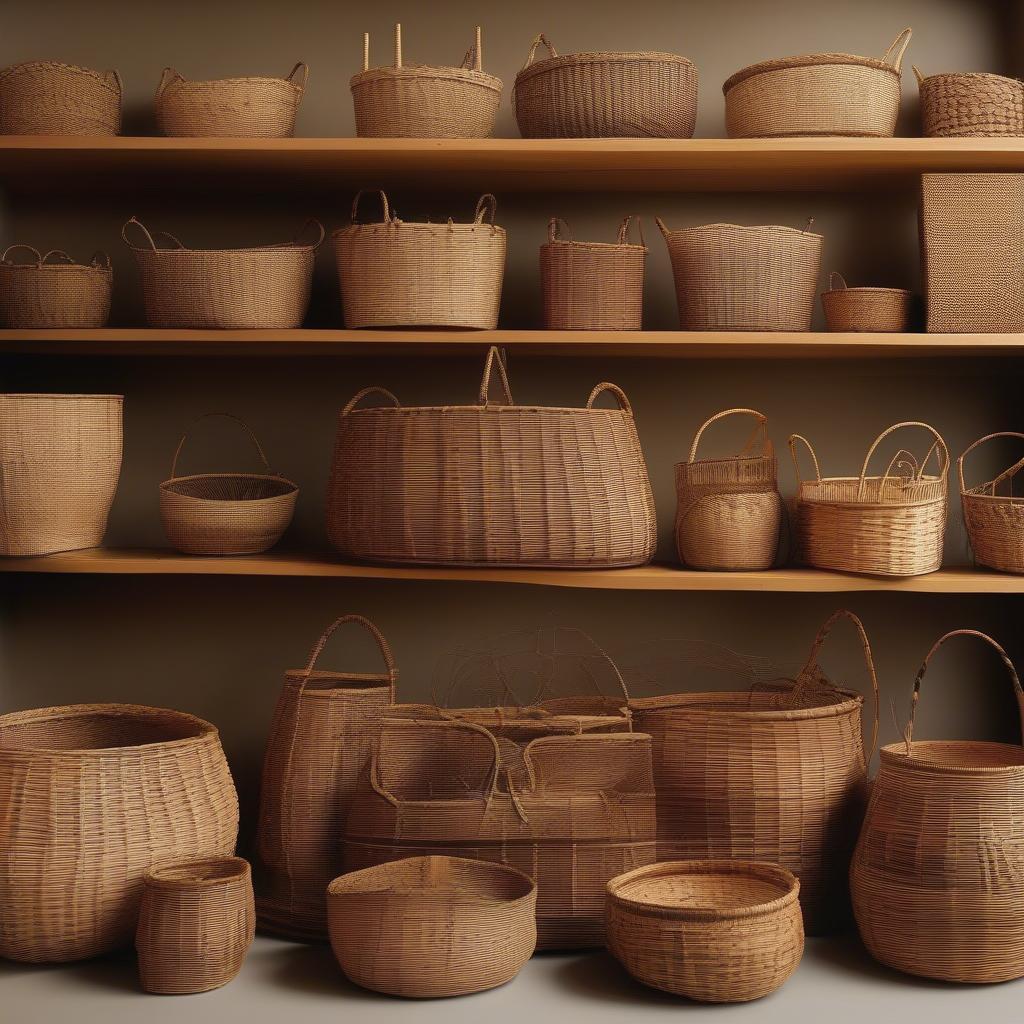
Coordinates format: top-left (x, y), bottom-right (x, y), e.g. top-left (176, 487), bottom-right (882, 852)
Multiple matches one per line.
top-left (159, 413), bottom-right (298, 556)
top-left (959, 432), bottom-right (1024, 573)
top-left (0, 60), bottom-right (122, 134)
top-left (820, 271), bottom-right (915, 333)
top-left (914, 66), bottom-right (1024, 138)
top-left (0, 245), bottom-right (112, 329)
top-left (853, 630), bottom-right (1024, 983)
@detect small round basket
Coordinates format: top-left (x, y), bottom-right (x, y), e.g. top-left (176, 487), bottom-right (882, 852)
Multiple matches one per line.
top-left (915, 67), bottom-right (1024, 137)
top-left (959, 432), bottom-right (1024, 574)
top-left (0, 60), bottom-right (121, 134)
top-left (606, 860), bottom-right (804, 1003)
top-left (0, 245), bottom-right (112, 329)
top-left (821, 272), bottom-right (914, 333)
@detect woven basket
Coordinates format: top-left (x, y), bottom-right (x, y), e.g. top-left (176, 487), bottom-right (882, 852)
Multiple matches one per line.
top-left (675, 408), bottom-right (782, 571)
top-left (0, 245), bottom-right (112, 329)
top-left (159, 413), bottom-right (297, 556)
top-left (540, 216), bottom-right (646, 331)
top-left (514, 34), bottom-right (697, 138)
top-left (326, 347), bottom-right (656, 567)
top-left (0, 703), bottom-right (238, 963)
top-left (723, 28), bottom-right (911, 138)
top-left (0, 393), bottom-right (122, 557)
top-left (156, 62), bottom-right (308, 137)
top-left (352, 24), bottom-right (501, 138)
top-left (820, 272), bottom-right (914, 333)
top-left (123, 216), bottom-right (322, 330)
top-left (657, 220), bottom-right (822, 331)
top-left (0, 60), bottom-right (121, 134)
top-left (137, 857), bottom-right (254, 995)
top-left (852, 630), bottom-right (1024, 983)
top-left (607, 860), bottom-right (804, 1002)
top-left (915, 66), bottom-right (1024, 137)
top-left (959, 431), bottom-right (1024, 574)
top-left (789, 421), bottom-right (949, 577)
top-left (327, 856), bottom-right (536, 997)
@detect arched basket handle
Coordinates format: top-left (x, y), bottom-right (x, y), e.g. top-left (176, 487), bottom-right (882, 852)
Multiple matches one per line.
top-left (788, 433), bottom-right (822, 485)
top-left (156, 67), bottom-right (185, 99)
top-left (856, 421), bottom-right (949, 500)
top-left (1, 243), bottom-right (43, 265)
top-left (299, 614), bottom-right (398, 702)
top-left (342, 387), bottom-right (401, 416)
top-left (617, 215), bottom-right (645, 247)
top-left (912, 64), bottom-right (926, 87)
top-left (474, 194), bottom-right (498, 225)
top-left (479, 346), bottom-right (514, 406)
top-left (882, 27), bottom-right (913, 72)
top-left (122, 217), bottom-right (186, 251)
top-left (587, 382), bottom-right (634, 415)
top-left (350, 189), bottom-right (391, 224)
top-left (828, 271), bottom-right (848, 291)
top-left (286, 61), bottom-right (309, 91)
top-left (547, 217), bottom-right (571, 243)
top-left (957, 432), bottom-right (1024, 495)
top-left (168, 412), bottom-right (274, 480)
top-left (521, 33), bottom-right (558, 70)
top-left (689, 408), bottom-right (769, 464)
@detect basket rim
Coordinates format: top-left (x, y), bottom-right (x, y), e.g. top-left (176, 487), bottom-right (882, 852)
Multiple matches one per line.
top-left (516, 50), bottom-right (695, 87)
top-left (333, 221), bottom-right (506, 236)
top-left (128, 242), bottom-right (318, 256)
top-left (340, 403), bottom-right (633, 417)
top-left (821, 286), bottom-right (913, 298)
top-left (723, 51), bottom-right (901, 92)
top-left (675, 453), bottom-right (777, 472)
top-left (629, 688), bottom-right (863, 722)
top-left (919, 70), bottom-right (1023, 87)
top-left (880, 739), bottom-right (1024, 775)
top-left (282, 668), bottom-right (394, 693)
top-left (159, 471), bottom-right (298, 503)
top-left (145, 855), bottom-right (250, 889)
top-left (350, 65), bottom-right (502, 91)
top-left (0, 261), bottom-right (111, 274)
top-left (0, 392), bottom-right (123, 401)
top-left (962, 488), bottom-right (1024, 505)
top-left (662, 221), bottom-right (823, 241)
top-left (542, 239), bottom-right (647, 253)
top-left (0, 59), bottom-right (120, 92)
top-left (162, 73), bottom-right (304, 93)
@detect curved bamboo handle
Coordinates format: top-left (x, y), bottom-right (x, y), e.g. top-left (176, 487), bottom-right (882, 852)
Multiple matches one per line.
top-left (912, 65), bottom-right (926, 87)
top-left (156, 67), bottom-right (184, 99)
top-left (90, 251), bottom-right (112, 269)
top-left (121, 216), bottom-right (164, 251)
top-left (105, 69), bottom-right (123, 96)
top-left (828, 271), bottom-right (848, 291)
top-left (856, 421), bottom-right (948, 500)
top-left (957, 432), bottom-right (1024, 494)
top-left (1, 243), bottom-right (43, 265)
top-left (547, 217), bottom-right (571, 243)
top-left (587, 382), bottom-right (634, 415)
top-left (617, 215), bottom-right (645, 247)
top-left (479, 346), bottom-right (514, 406)
top-left (788, 433), bottom-right (822, 485)
top-left (521, 33), bottom-right (557, 70)
top-left (286, 61), bottom-right (309, 91)
top-left (39, 250), bottom-right (74, 265)
top-left (474, 194), bottom-right (498, 225)
top-left (882, 27), bottom-right (913, 72)
top-left (342, 386), bottom-right (401, 416)
top-left (169, 412), bottom-right (272, 480)
top-left (300, 614), bottom-right (397, 702)
top-left (292, 218), bottom-right (325, 248)
top-left (350, 189), bottom-right (391, 224)
top-left (689, 408), bottom-right (769, 464)
top-left (459, 26), bottom-right (484, 72)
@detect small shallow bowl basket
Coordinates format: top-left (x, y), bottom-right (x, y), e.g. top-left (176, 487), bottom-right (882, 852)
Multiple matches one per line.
top-left (0, 245), bottom-right (112, 329)
top-left (821, 272), bottom-right (914, 333)
top-left (0, 60), bottom-right (121, 134)
top-left (915, 67), bottom-right (1024, 137)
top-left (959, 432), bottom-right (1024, 574)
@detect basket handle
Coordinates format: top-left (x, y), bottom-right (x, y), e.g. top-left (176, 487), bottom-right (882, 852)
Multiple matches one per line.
top-left (828, 271), bottom-right (848, 291)
top-left (156, 67), bottom-right (185, 99)
top-left (291, 218), bottom-right (325, 249)
top-left (479, 346), bottom-right (514, 406)
top-left (90, 251), bottom-right (112, 269)
top-left (350, 189), bottom-right (391, 224)
top-left (40, 249), bottom-right (75, 265)
top-left (285, 61), bottom-right (309, 92)
top-left (105, 69), bottom-right (123, 96)
top-left (856, 421), bottom-right (949, 500)
top-left (122, 216), bottom-right (182, 251)
top-left (459, 27), bottom-right (484, 72)
top-left (617, 215), bottom-right (645, 246)
top-left (882, 27), bottom-right (913, 71)
top-left (788, 433), bottom-right (822, 485)
top-left (912, 65), bottom-right (926, 87)
top-left (587, 382), bottom-right (634, 415)
top-left (342, 386), bottom-right (401, 416)
top-left (957, 432), bottom-right (1024, 495)
top-left (689, 408), bottom-right (769, 464)
top-left (547, 217), bottom-right (572, 242)
top-left (521, 33), bottom-right (557, 69)
top-left (393, 22), bottom-right (403, 69)
top-left (654, 216), bottom-right (672, 237)
top-left (1, 243), bottom-right (43, 265)
top-left (169, 412), bottom-right (273, 480)
top-left (299, 614), bottom-right (397, 701)
top-left (474, 194), bottom-right (498, 225)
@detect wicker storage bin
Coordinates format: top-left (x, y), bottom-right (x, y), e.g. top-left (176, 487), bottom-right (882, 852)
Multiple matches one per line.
top-left (0, 60), bottom-right (121, 134)
top-left (675, 408), bottom-right (782, 571)
top-left (915, 67), bottom-right (1024, 137)
top-left (607, 860), bottom-right (804, 1002)
top-left (327, 856), bottom-right (536, 997)
top-left (326, 347), bottom-right (656, 567)
top-left (0, 703), bottom-right (238, 963)
top-left (540, 216), bottom-right (646, 331)
top-left (0, 245), bottom-right (111, 329)
top-left (657, 220), bottom-right (822, 331)
top-left (821, 272), bottom-right (914, 333)
top-left (852, 630), bottom-right (1024, 983)
top-left (514, 35), bottom-right (697, 138)
top-left (723, 28), bottom-right (911, 138)
top-left (959, 431), bottom-right (1024, 574)
top-left (0, 393), bottom-right (122, 557)
top-left (137, 857), bottom-right (254, 995)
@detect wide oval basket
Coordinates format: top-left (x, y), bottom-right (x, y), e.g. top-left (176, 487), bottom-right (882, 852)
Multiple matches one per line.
top-left (959, 432), bottom-right (1024, 573)
top-left (915, 67), bottom-right (1024, 137)
top-left (0, 60), bottom-right (121, 134)
top-left (0, 245), bottom-right (112, 329)
top-left (820, 272), bottom-right (914, 332)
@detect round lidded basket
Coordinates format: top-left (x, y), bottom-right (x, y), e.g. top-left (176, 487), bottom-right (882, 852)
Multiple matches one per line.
top-left (0, 245), bottom-right (112, 329)
top-left (959, 431), bottom-right (1024, 574)
top-left (915, 67), bottom-right (1024, 137)
top-left (821, 272), bottom-right (915, 333)
top-left (0, 60), bottom-right (121, 134)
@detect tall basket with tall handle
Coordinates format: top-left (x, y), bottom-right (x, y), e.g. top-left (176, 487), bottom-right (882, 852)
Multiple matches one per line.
top-left (959, 432), bottom-right (1024, 574)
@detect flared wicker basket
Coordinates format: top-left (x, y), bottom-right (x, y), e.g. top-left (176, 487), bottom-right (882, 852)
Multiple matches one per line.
top-left (959, 431), bottom-right (1024, 574)
top-left (820, 272), bottom-right (914, 333)
top-left (0, 245), bottom-right (111, 329)
top-left (0, 60), bottom-right (121, 134)
top-left (607, 860), bottom-right (804, 1003)
top-left (915, 67), bottom-right (1024, 137)
top-left (514, 34), bottom-right (697, 138)
top-left (327, 856), bottom-right (536, 997)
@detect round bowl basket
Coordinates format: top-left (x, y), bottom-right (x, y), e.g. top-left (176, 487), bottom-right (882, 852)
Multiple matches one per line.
top-left (821, 272), bottom-right (914, 332)
top-left (0, 60), bottom-right (121, 134)
top-left (959, 432), bottom-right (1024, 574)
top-left (915, 67), bottom-right (1024, 137)
top-left (0, 245), bottom-right (112, 329)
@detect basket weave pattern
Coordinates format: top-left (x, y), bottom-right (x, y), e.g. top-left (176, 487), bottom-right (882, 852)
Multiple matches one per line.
top-left (960, 432), bottom-right (1024, 574)
top-left (916, 68), bottom-right (1024, 137)
top-left (0, 60), bottom-right (121, 134)
top-left (0, 246), bottom-right (112, 329)
top-left (821, 272), bottom-right (913, 332)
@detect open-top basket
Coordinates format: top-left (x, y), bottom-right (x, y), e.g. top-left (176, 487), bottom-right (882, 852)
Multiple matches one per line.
top-left (820, 272), bottom-right (914, 333)
top-left (0, 244), bottom-right (112, 329)
top-left (0, 60), bottom-right (122, 134)
top-left (914, 66), bottom-right (1024, 137)
top-left (959, 432), bottom-right (1024, 574)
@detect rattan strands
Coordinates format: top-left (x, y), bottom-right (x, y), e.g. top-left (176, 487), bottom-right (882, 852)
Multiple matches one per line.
top-left (915, 67), bottom-right (1024, 137)
top-left (0, 245), bottom-right (112, 328)
top-left (820, 272), bottom-right (913, 333)
top-left (960, 432), bottom-right (1024, 573)
top-left (0, 60), bottom-right (121, 134)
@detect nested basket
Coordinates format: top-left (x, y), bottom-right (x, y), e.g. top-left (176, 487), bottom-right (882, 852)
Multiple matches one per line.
top-left (0, 60), bottom-right (121, 134)
top-left (514, 34), bottom-right (697, 138)
top-left (351, 24), bottom-right (501, 138)
top-left (540, 216), bottom-right (646, 331)
top-left (675, 408), bottom-right (782, 571)
top-left (723, 28), bottom-right (912, 138)
top-left (327, 856), bottom-right (536, 998)
top-left (0, 245), bottom-right (111, 329)
top-left (790, 421), bottom-right (949, 577)
top-left (137, 857), bottom-right (254, 995)
top-left (915, 67), bottom-right (1024, 137)
top-left (959, 432), bottom-right (1024, 574)
top-left (820, 272), bottom-right (914, 333)
top-left (607, 861), bottom-right (804, 1003)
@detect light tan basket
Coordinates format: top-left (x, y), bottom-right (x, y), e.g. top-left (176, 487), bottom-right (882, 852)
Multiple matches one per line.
top-left (723, 28), bottom-right (911, 138)
top-left (514, 34), bottom-right (697, 138)
top-left (915, 67), bottom-right (1024, 137)
top-left (351, 24), bottom-right (501, 138)
top-left (0, 245), bottom-right (111, 329)
top-left (959, 432), bottom-right (1024, 574)
top-left (0, 60), bottom-right (121, 134)
top-left (820, 272), bottom-right (914, 333)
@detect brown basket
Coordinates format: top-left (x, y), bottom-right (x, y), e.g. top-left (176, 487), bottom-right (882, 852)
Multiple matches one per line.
top-left (327, 856), bottom-right (536, 997)
top-left (0, 60), bottom-right (121, 134)
top-left (915, 66), bottom-right (1024, 137)
top-left (820, 272), bottom-right (914, 333)
top-left (159, 413), bottom-right (298, 556)
top-left (514, 34), bottom-right (697, 138)
top-left (0, 703), bottom-right (238, 963)
top-left (852, 630), bottom-right (1024, 983)
top-left (959, 432), bottom-right (1024, 574)
top-left (0, 245), bottom-right (111, 329)
top-left (326, 347), bottom-right (656, 568)
top-left (789, 421), bottom-right (949, 577)
top-left (156, 62), bottom-right (308, 137)
top-left (540, 216), bottom-right (646, 331)
top-left (351, 24), bottom-right (501, 138)
top-left (607, 860), bottom-right (804, 1003)
top-left (122, 216), bottom-right (322, 330)
top-left (675, 408), bottom-right (782, 571)
top-left (136, 857), bottom-right (254, 995)
top-left (723, 28), bottom-right (911, 138)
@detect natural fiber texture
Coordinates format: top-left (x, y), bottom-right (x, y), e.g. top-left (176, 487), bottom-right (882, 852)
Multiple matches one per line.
top-left (790, 421), bottom-right (949, 577)
top-left (123, 216), bottom-right (321, 330)
top-left (256, 615), bottom-right (396, 941)
top-left (326, 347), bottom-right (656, 567)
top-left (723, 29), bottom-right (911, 137)
top-left (514, 35), bottom-right (697, 138)
top-left (960, 432), bottom-right (1024, 574)
top-left (657, 220), bottom-right (822, 331)
top-left (0, 704), bottom-right (238, 963)
top-left (136, 857), bottom-right (254, 995)
top-left (675, 408), bottom-right (781, 570)
top-left (0, 60), bottom-right (121, 134)
top-left (0, 393), bottom-right (122, 557)
top-left (630, 609), bottom-right (879, 934)
top-left (820, 272), bottom-right (914, 332)
top-left (0, 245), bottom-right (111, 329)
top-left (915, 67), bottom-right (1024, 137)
top-left (606, 860), bottom-right (804, 1002)
top-left (852, 630), bottom-right (1024, 983)
top-left (327, 856), bottom-right (536, 997)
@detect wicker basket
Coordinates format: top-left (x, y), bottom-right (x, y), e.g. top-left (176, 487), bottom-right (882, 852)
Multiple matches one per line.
top-left (0, 704), bottom-right (238, 963)
top-left (723, 28), bottom-right (911, 138)
top-left (352, 24), bottom-right (501, 138)
top-left (326, 347), bottom-right (656, 567)
top-left (0, 60), bottom-right (121, 134)
top-left (675, 408), bottom-right (782, 571)
top-left (607, 860), bottom-right (804, 1002)
top-left (137, 857), bottom-right (254, 995)
top-left (959, 432), bottom-right (1024, 574)
top-left (327, 856), bottom-right (536, 997)
top-left (514, 34), bottom-right (697, 138)
top-left (156, 62), bottom-right (308, 137)
top-left (915, 66), bottom-right (1024, 137)
top-left (0, 245), bottom-right (111, 329)
top-left (540, 216), bottom-right (646, 331)
top-left (123, 216), bottom-right (322, 330)
top-left (789, 421), bottom-right (949, 577)
top-left (820, 272), bottom-right (914, 333)
top-left (852, 630), bottom-right (1024, 983)
top-left (159, 413), bottom-right (298, 556)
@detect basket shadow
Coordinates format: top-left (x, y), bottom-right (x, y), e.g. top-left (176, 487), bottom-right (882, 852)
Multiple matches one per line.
top-left (0, 946), bottom-right (140, 993)
top-left (267, 942), bottom-right (378, 1000)
top-left (807, 934), bottom-right (955, 990)
top-left (546, 950), bottom-right (691, 1007)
